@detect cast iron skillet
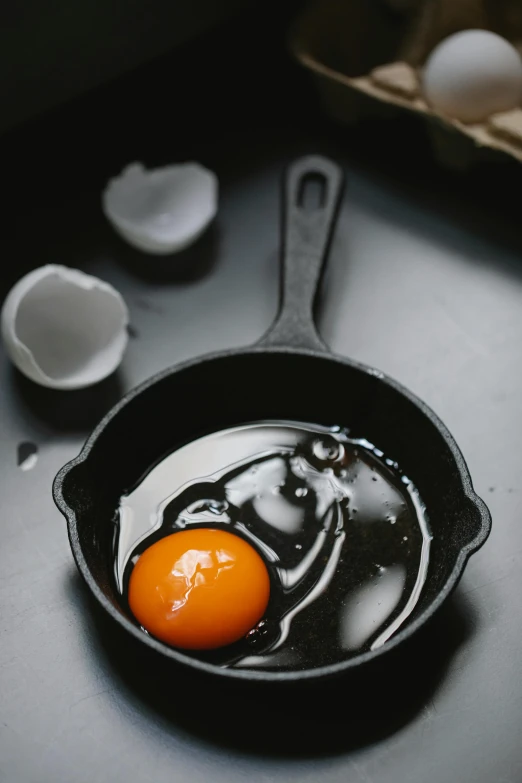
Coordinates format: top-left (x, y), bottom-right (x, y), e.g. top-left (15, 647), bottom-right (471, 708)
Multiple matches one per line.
top-left (54, 155), bottom-right (491, 683)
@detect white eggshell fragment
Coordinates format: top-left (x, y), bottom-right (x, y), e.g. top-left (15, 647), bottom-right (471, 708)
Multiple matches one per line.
top-left (423, 30), bottom-right (522, 123)
top-left (102, 162), bottom-right (218, 255)
top-left (1, 265), bottom-right (129, 389)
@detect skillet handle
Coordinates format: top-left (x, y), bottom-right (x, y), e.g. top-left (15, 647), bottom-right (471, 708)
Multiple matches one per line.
top-left (259, 155), bottom-right (344, 351)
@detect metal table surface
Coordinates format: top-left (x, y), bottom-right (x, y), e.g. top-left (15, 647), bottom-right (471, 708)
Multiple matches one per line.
top-left (1, 11), bottom-right (522, 783)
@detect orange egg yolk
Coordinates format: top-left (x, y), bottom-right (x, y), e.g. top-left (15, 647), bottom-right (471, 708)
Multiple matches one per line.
top-left (128, 528), bottom-right (270, 650)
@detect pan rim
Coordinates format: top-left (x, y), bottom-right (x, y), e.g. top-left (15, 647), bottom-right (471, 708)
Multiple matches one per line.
top-left (53, 345), bottom-right (491, 682)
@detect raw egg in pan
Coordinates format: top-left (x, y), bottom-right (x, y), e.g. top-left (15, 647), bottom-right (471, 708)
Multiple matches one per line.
top-left (117, 421), bottom-right (431, 672)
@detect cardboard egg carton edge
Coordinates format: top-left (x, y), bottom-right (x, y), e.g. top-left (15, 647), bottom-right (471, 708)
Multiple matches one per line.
top-left (290, 7), bottom-right (522, 168)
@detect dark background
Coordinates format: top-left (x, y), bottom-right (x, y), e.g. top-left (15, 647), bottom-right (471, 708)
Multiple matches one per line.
top-left (0, 0), bottom-right (255, 132)
top-left (1, 3), bottom-right (522, 782)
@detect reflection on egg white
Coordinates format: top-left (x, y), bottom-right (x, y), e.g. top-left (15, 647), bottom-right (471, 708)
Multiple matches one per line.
top-left (225, 457), bottom-right (284, 505)
top-left (348, 459), bottom-right (405, 524)
top-left (252, 492), bottom-right (305, 535)
top-left (233, 647), bottom-right (300, 669)
top-left (339, 564), bottom-right (406, 651)
top-left (273, 505), bottom-right (345, 651)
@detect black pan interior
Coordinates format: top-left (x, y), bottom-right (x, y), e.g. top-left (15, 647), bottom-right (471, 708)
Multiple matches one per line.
top-left (60, 348), bottom-right (484, 644)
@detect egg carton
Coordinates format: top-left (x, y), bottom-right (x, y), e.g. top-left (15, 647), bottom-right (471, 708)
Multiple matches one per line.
top-left (290, 0), bottom-right (522, 169)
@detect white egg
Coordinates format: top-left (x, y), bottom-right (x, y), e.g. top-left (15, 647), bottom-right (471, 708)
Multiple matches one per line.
top-left (1, 265), bottom-right (128, 389)
top-left (102, 162), bottom-right (218, 255)
top-left (423, 29), bottom-right (522, 123)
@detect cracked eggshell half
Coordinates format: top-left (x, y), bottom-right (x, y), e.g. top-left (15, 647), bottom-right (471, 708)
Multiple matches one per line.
top-left (1, 265), bottom-right (129, 389)
top-left (102, 162), bottom-right (218, 255)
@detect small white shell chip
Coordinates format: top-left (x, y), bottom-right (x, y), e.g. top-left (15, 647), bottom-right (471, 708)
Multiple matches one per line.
top-left (1, 265), bottom-right (129, 389)
top-left (102, 162), bottom-right (218, 255)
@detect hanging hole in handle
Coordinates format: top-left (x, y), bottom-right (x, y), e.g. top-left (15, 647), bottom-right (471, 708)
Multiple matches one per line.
top-left (298, 172), bottom-right (327, 212)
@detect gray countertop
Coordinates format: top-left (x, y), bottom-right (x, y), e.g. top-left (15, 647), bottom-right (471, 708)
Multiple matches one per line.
top-left (1, 13), bottom-right (522, 782)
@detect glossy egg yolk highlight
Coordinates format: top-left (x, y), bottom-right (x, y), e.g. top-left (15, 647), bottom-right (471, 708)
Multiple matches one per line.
top-left (128, 528), bottom-right (270, 650)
